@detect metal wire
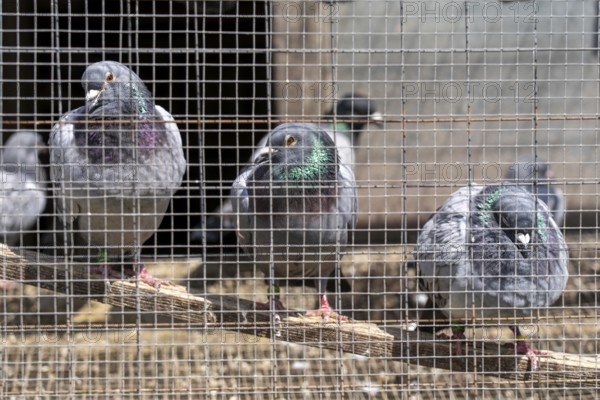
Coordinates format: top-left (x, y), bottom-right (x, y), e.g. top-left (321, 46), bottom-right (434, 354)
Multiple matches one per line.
top-left (0, 0), bottom-right (596, 398)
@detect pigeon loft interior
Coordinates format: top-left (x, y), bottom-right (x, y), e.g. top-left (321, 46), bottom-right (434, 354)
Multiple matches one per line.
top-left (0, 1), bottom-right (597, 398)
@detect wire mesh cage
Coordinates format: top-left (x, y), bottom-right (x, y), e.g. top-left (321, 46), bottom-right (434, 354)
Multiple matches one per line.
top-left (0, 0), bottom-right (597, 398)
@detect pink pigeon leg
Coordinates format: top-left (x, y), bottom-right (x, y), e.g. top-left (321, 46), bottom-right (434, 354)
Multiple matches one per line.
top-left (305, 292), bottom-right (348, 322)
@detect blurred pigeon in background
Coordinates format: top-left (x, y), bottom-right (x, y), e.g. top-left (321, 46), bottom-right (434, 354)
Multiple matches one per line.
top-left (0, 131), bottom-right (47, 245)
top-left (50, 60), bottom-right (186, 287)
top-left (0, 132), bottom-right (47, 288)
top-left (317, 93), bottom-right (382, 168)
top-left (195, 93), bottom-right (379, 244)
top-left (231, 123), bottom-right (358, 321)
top-left (505, 158), bottom-right (565, 227)
top-left (416, 185), bottom-right (569, 370)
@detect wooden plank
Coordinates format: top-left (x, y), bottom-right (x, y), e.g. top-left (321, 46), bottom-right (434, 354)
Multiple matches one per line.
top-left (272, 0), bottom-right (334, 119)
top-left (0, 244), bottom-right (598, 385)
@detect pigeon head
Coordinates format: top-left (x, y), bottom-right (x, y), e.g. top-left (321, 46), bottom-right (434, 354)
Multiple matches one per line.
top-left (485, 187), bottom-right (548, 251)
top-left (74, 61), bottom-right (167, 162)
top-left (81, 61), bottom-right (154, 117)
top-left (256, 123), bottom-right (339, 183)
top-left (496, 208), bottom-right (536, 247)
top-left (326, 93), bottom-right (382, 137)
top-left (506, 158), bottom-right (553, 183)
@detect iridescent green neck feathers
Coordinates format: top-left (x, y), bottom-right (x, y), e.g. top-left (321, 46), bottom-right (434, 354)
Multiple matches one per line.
top-left (279, 137), bottom-right (334, 181)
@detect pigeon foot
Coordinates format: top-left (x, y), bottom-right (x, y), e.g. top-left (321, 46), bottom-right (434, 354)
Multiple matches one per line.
top-left (89, 263), bottom-right (124, 288)
top-left (135, 265), bottom-right (171, 290)
top-left (508, 327), bottom-right (544, 370)
top-left (89, 263), bottom-right (170, 290)
top-left (256, 294), bottom-right (291, 323)
top-left (0, 280), bottom-right (18, 290)
top-left (450, 325), bottom-right (467, 355)
top-left (305, 294), bottom-right (348, 322)
top-left (504, 338), bottom-right (544, 371)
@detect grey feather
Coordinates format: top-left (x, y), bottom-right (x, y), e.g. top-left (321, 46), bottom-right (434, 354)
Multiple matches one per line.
top-left (231, 123), bottom-right (358, 309)
top-left (49, 61), bottom-right (186, 258)
top-left (416, 185), bottom-right (569, 324)
top-left (0, 132), bottom-right (47, 245)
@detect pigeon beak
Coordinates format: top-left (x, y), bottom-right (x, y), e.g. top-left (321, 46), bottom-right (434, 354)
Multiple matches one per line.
top-left (253, 147), bottom-right (278, 164)
top-left (86, 89), bottom-right (100, 102)
top-left (516, 232), bottom-right (531, 245)
top-left (370, 111), bottom-right (384, 125)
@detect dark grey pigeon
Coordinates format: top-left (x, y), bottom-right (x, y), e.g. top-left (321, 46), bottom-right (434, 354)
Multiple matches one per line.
top-left (196, 93), bottom-right (378, 244)
top-left (321, 93), bottom-right (382, 166)
top-left (231, 122), bottom-right (358, 321)
top-left (50, 60), bottom-right (186, 287)
top-left (0, 132), bottom-right (47, 245)
top-left (505, 158), bottom-right (565, 227)
top-left (416, 185), bottom-right (568, 370)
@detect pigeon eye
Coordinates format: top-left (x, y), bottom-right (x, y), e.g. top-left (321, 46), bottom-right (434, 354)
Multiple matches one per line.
top-left (105, 72), bottom-right (115, 82)
top-left (285, 135), bottom-right (297, 146)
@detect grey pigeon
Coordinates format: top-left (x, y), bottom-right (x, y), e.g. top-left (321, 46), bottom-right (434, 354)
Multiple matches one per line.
top-left (0, 132), bottom-right (47, 245)
top-left (505, 158), bottom-right (565, 227)
top-left (50, 60), bottom-right (186, 287)
top-left (416, 184), bottom-right (569, 370)
top-left (196, 93), bottom-right (378, 244)
top-left (231, 122), bottom-right (358, 320)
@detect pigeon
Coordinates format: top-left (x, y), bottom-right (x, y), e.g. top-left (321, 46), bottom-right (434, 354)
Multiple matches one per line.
top-left (505, 158), bottom-right (565, 227)
top-left (0, 132), bottom-right (47, 289)
top-left (231, 122), bottom-right (358, 321)
top-left (49, 60), bottom-right (186, 287)
top-left (416, 184), bottom-right (569, 370)
top-left (195, 93), bottom-right (378, 244)
top-left (321, 93), bottom-right (382, 167)
top-left (0, 132), bottom-right (47, 245)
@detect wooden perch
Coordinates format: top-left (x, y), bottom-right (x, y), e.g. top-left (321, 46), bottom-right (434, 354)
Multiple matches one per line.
top-left (0, 244), bottom-right (598, 385)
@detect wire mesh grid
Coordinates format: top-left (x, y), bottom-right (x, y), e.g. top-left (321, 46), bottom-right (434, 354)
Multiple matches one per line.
top-left (0, 0), bottom-right (597, 398)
